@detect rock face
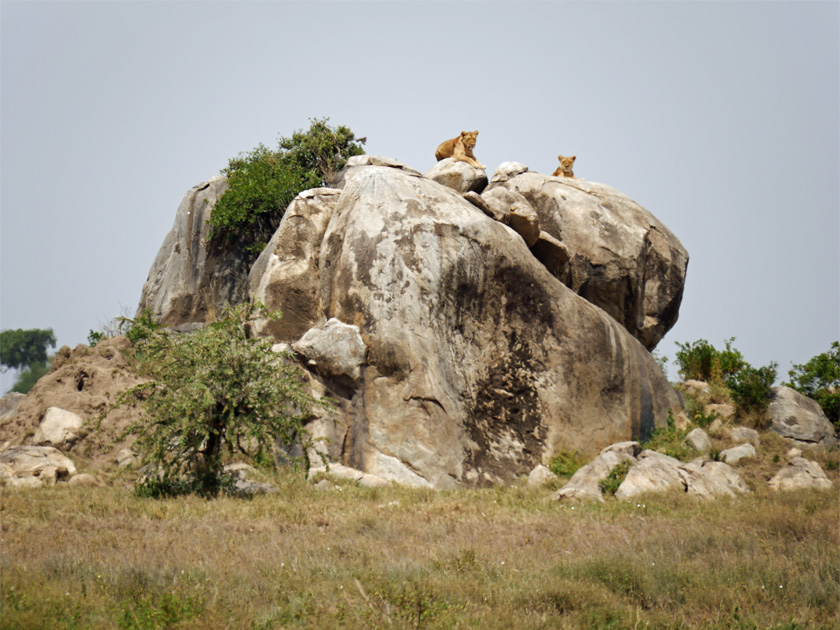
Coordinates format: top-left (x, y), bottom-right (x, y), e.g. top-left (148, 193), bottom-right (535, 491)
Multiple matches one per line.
top-left (486, 169), bottom-right (688, 350)
top-left (424, 158), bottom-right (488, 194)
top-left (554, 442), bottom-right (642, 501)
top-left (768, 386), bottom-right (838, 447)
top-left (292, 318), bottom-right (367, 381)
top-left (136, 174), bottom-right (249, 330)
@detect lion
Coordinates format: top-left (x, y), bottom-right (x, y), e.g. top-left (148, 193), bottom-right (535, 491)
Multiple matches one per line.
top-left (435, 130), bottom-right (485, 169)
top-left (552, 155), bottom-right (578, 178)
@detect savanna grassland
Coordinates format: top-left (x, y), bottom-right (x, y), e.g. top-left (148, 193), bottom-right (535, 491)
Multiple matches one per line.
top-left (2, 463), bottom-right (838, 630)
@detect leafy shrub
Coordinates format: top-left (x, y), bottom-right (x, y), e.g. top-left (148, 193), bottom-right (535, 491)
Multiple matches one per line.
top-left (599, 460), bottom-right (632, 496)
top-left (674, 337), bottom-right (744, 383)
top-left (785, 341), bottom-right (839, 430)
top-left (725, 362), bottom-right (778, 416)
top-left (548, 451), bottom-right (587, 478)
top-left (641, 410), bottom-right (694, 461)
top-left (208, 118), bottom-right (365, 262)
top-left (116, 301), bottom-right (328, 497)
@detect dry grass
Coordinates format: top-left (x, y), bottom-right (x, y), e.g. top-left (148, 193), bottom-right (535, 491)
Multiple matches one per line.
top-left (2, 468), bottom-right (838, 629)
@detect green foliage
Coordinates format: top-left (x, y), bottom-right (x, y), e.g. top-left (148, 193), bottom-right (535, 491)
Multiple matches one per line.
top-left (785, 341), bottom-right (840, 430)
top-left (117, 301), bottom-right (327, 497)
top-left (116, 309), bottom-right (160, 345)
top-left (642, 410), bottom-right (694, 461)
top-left (0, 328), bottom-right (56, 372)
top-left (599, 460), bottom-right (632, 496)
top-left (685, 397), bottom-right (718, 428)
top-left (208, 118), bottom-right (365, 263)
top-left (674, 337), bottom-right (744, 383)
top-left (87, 330), bottom-right (106, 347)
top-left (548, 450), bottom-right (587, 478)
top-left (10, 361), bottom-right (51, 395)
top-left (726, 362), bottom-right (778, 416)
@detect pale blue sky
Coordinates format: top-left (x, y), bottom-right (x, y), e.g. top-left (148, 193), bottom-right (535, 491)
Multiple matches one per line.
top-left (1, 1), bottom-right (838, 390)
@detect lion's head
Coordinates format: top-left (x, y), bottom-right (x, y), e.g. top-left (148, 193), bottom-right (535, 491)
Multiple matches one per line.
top-left (460, 130), bottom-right (479, 150)
top-left (557, 155), bottom-right (576, 171)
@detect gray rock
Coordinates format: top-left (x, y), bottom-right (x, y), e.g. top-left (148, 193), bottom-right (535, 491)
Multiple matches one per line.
top-left (769, 457), bottom-right (833, 492)
top-left (491, 172), bottom-right (688, 350)
top-left (334, 155), bottom-right (423, 188)
top-left (0, 392), bottom-right (25, 420)
top-left (528, 464), bottom-right (558, 486)
top-left (0, 445), bottom-right (77, 487)
top-left (67, 473), bottom-right (100, 487)
top-left (490, 161), bottom-right (529, 184)
top-left (720, 443), bottom-right (756, 465)
top-left (33, 407), bottom-right (83, 447)
top-left (728, 427), bottom-right (760, 446)
top-left (308, 462), bottom-right (390, 488)
top-left (249, 187), bottom-right (342, 342)
top-left (554, 442), bottom-right (642, 502)
top-left (292, 318), bottom-right (367, 381)
top-left (424, 158), bottom-right (488, 194)
top-left (114, 448), bottom-right (137, 469)
top-left (136, 175), bottom-right (249, 329)
top-left (685, 428), bottom-right (712, 454)
top-left (768, 386), bottom-right (838, 447)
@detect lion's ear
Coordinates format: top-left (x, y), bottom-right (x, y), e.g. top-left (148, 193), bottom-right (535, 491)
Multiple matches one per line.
top-left (460, 131), bottom-right (468, 137)
top-left (570, 156), bottom-right (576, 162)
top-left (474, 130), bottom-right (479, 135)
top-left (557, 155), bottom-right (563, 161)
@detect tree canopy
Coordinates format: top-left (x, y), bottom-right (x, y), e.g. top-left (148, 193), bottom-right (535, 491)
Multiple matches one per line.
top-left (0, 328), bottom-right (56, 372)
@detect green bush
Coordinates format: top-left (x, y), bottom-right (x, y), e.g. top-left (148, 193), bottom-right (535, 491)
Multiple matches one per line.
top-left (599, 460), bottom-right (632, 496)
top-left (674, 337), bottom-right (744, 383)
top-left (641, 410), bottom-right (694, 461)
top-left (548, 451), bottom-right (587, 478)
top-left (115, 302), bottom-right (328, 497)
top-left (785, 342), bottom-right (839, 430)
top-left (208, 118), bottom-right (365, 262)
top-left (726, 362), bottom-right (778, 416)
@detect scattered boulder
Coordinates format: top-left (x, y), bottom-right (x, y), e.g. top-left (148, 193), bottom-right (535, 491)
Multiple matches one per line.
top-left (489, 162), bottom-right (529, 184)
top-left (136, 174), bottom-right (248, 330)
top-left (114, 448), bottom-right (138, 469)
top-left (308, 462), bottom-right (390, 488)
top-left (0, 445), bottom-right (77, 487)
top-left (528, 464), bottom-right (558, 486)
top-left (292, 318), bottom-right (367, 381)
top-left (679, 380), bottom-right (711, 404)
top-left (33, 407), bottom-right (83, 448)
top-left (685, 428), bottom-right (712, 454)
top-left (768, 386), bottom-right (838, 447)
top-left (705, 403), bottom-right (736, 423)
top-left (223, 462), bottom-right (277, 496)
top-left (424, 158), bottom-right (488, 194)
top-left (728, 427), bottom-right (760, 446)
top-left (488, 171), bottom-right (689, 350)
top-left (554, 442), bottom-right (642, 502)
top-left (769, 457), bottom-right (833, 492)
top-left (720, 443), bottom-right (756, 465)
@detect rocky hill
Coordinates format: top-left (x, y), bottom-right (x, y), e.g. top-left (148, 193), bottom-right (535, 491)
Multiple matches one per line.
top-left (5, 154), bottom-right (833, 492)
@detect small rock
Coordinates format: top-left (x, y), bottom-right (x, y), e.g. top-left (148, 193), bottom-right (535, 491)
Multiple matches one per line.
top-left (685, 428), bottom-right (712, 454)
top-left (786, 447), bottom-right (803, 459)
top-left (720, 443), bottom-right (756, 465)
top-left (33, 407), bottom-right (83, 447)
top-left (424, 158), bottom-right (487, 194)
top-left (728, 427), bottom-right (760, 446)
top-left (114, 448), bottom-right (137, 469)
top-left (490, 161), bottom-right (529, 184)
top-left (528, 464), bottom-right (558, 486)
top-left (769, 457), bottom-right (833, 492)
top-left (704, 403), bottom-right (736, 423)
top-left (68, 473), bottom-right (100, 487)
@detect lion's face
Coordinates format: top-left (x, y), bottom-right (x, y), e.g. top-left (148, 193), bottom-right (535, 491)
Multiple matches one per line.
top-left (558, 155), bottom-right (576, 170)
top-left (460, 131), bottom-right (478, 150)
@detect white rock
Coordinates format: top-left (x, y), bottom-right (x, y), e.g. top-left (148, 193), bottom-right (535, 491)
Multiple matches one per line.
top-left (292, 318), bottom-right (367, 381)
top-left (720, 443), bottom-right (756, 465)
top-left (769, 457), bottom-right (833, 492)
top-left (528, 464), bottom-right (558, 486)
top-left (33, 407), bottom-right (83, 447)
top-left (685, 428), bottom-right (712, 454)
top-left (0, 445), bottom-right (77, 487)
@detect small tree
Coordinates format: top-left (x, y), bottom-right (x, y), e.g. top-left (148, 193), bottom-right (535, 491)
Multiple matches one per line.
top-left (1, 328), bottom-right (57, 394)
top-left (118, 302), bottom-right (327, 497)
top-left (208, 118), bottom-right (365, 262)
top-left (785, 341), bottom-right (840, 430)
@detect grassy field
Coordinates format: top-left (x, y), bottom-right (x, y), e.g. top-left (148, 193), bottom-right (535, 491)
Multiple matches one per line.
top-left (2, 467), bottom-right (838, 630)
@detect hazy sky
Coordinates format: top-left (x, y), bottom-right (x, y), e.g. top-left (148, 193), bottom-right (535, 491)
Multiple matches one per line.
top-left (1, 1), bottom-right (838, 391)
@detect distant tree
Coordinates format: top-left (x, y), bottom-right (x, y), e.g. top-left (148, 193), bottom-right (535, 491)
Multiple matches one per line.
top-left (116, 302), bottom-right (328, 497)
top-left (785, 342), bottom-right (840, 430)
top-left (0, 328), bottom-right (56, 372)
top-left (208, 118), bottom-right (366, 263)
top-left (1, 328), bottom-right (57, 394)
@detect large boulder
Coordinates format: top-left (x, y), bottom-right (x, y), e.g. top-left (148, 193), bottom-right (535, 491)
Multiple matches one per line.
top-left (554, 442), bottom-right (642, 501)
top-left (33, 407), bottom-right (83, 448)
top-left (136, 174), bottom-right (249, 330)
top-left (768, 386), bottom-right (838, 447)
top-left (302, 161), bottom-right (682, 487)
top-left (486, 171), bottom-right (688, 349)
top-left (769, 457), bottom-right (833, 492)
top-left (424, 158), bottom-right (488, 194)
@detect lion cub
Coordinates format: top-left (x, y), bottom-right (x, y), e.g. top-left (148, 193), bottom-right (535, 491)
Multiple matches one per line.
top-left (552, 155), bottom-right (578, 179)
top-left (435, 130), bottom-right (485, 169)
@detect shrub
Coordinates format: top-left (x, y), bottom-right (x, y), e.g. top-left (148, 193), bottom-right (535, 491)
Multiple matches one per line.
top-left (642, 410), bottom-right (694, 461)
top-left (726, 362), bottom-right (778, 416)
top-left (674, 337), bottom-right (744, 383)
top-left (785, 341), bottom-right (839, 430)
top-left (599, 460), bottom-right (632, 496)
top-left (116, 301), bottom-right (328, 497)
top-left (548, 451), bottom-right (587, 478)
top-left (208, 118), bottom-right (365, 262)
